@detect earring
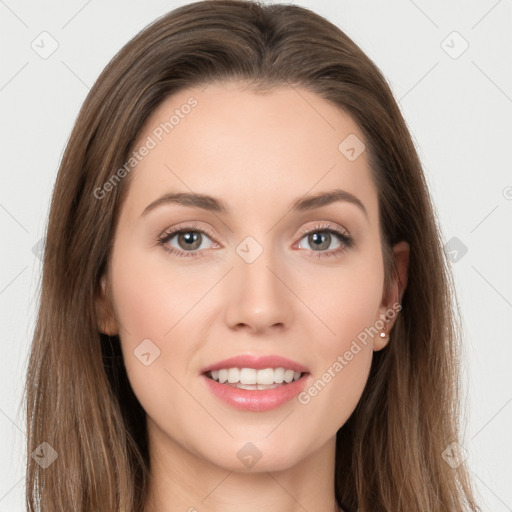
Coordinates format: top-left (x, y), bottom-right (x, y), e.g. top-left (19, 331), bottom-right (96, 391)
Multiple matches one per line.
top-left (379, 331), bottom-right (388, 339)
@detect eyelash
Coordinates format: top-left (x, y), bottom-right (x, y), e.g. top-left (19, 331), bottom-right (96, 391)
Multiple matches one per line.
top-left (155, 222), bottom-right (353, 260)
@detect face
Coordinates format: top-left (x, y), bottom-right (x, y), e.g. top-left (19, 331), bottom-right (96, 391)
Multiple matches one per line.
top-left (97, 81), bottom-right (408, 473)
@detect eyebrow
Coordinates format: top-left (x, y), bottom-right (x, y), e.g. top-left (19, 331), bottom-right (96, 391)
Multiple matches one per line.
top-left (140, 188), bottom-right (368, 219)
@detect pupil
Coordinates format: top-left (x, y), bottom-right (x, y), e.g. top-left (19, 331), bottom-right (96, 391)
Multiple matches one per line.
top-left (180, 232), bottom-right (201, 250)
top-left (310, 232), bottom-right (330, 250)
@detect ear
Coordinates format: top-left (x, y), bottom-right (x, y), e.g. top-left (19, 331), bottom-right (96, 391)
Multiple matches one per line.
top-left (95, 273), bottom-right (118, 336)
top-left (374, 240), bottom-right (409, 351)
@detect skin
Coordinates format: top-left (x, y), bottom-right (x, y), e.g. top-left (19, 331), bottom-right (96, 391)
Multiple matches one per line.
top-left (97, 81), bottom-right (409, 512)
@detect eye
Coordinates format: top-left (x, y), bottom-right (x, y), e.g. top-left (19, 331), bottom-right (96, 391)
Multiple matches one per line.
top-left (156, 223), bottom-right (218, 258)
top-left (296, 223), bottom-right (353, 258)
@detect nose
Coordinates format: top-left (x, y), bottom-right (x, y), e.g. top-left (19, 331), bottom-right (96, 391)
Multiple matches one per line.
top-left (223, 241), bottom-right (294, 334)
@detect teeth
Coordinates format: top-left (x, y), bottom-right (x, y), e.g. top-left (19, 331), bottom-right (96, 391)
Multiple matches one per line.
top-left (227, 368), bottom-right (240, 383)
top-left (240, 368), bottom-right (257, 384)
top-left (274, 367), bottom-right (285, 383)
top-left (207, 367), bottom-right (303, 385)
top-left (284, 369), bottom-right (295, 383)
top-left (235, 383), bottom-right (281, 390)
top-left (254, 368), bottom-right (273, 385)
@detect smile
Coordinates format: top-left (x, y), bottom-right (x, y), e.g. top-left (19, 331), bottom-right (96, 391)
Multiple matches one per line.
top-left (206, 367), bottom-right (303, 390)
top-left (200, 354), bottom-right (310, 411)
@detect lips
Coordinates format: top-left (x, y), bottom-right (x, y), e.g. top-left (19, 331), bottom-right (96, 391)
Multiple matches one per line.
top-left (200, 354), bottom-right (310, 412)
top-left (200, 354), bottom-right (310, 374)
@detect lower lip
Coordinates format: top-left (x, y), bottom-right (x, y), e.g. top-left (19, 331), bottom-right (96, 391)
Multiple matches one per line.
top-left (201, 374), bottom-right (309, 412)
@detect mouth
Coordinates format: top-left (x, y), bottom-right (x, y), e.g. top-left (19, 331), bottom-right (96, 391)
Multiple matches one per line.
top-left (200, 355), bottom-right (310, 412)
top-left (204, 367), bottom-right (307, 390)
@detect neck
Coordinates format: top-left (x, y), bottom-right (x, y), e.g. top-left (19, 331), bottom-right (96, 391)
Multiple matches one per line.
top-left (144, 419), bottom-right (340, 512)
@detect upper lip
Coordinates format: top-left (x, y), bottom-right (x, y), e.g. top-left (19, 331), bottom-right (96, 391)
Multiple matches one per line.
top-left (200, 354), bottom-right (310, 374)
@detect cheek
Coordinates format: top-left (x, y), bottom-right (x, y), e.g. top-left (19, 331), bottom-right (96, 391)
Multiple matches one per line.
top-left (298, 304), bottom-right (376, 434)
top-left (110, 243), bottom-right (206, 339)
top-left (298, 249), bottom-right (384, 353)
top-left (108, 243), bottom-right (208, 418)
top-left (296, 254), bottom-right (382, 418)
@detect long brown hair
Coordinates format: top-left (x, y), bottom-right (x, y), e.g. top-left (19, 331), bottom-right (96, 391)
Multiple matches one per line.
top-left (24, 1), bottom-right (481, 510)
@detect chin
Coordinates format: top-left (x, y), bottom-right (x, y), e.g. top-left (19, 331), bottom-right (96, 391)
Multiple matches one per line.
top-left (198, 437), bottom-right (310, 474)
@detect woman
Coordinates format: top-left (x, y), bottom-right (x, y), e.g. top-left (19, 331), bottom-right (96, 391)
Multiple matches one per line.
top-left (24, 1), bottom-right (481, 510)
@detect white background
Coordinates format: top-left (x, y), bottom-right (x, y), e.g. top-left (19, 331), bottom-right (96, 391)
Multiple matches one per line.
top-left (0, 0), bottom-right (511, 510)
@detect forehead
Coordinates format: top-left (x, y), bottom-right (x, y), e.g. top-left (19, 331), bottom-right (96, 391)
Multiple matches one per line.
top-left (121, 81), bottom-right (378, 224)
